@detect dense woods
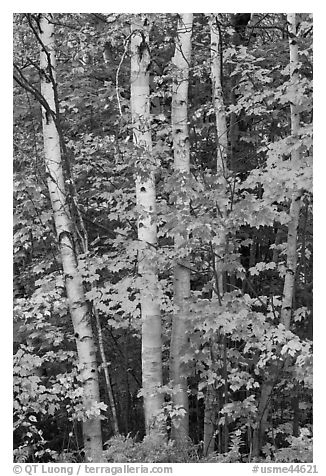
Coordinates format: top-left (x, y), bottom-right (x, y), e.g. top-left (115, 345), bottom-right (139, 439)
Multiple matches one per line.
top-left (13, 13), bottom-right (313, 463)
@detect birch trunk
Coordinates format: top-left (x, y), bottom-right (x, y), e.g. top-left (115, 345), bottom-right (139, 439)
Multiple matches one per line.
top-left (39, 14), bottom-right (103, 462)
top-left (202, 15), bottom-right (230, 455)
top-left (210, 14), bottom-right (228, 179)
top-left (170, 13), bottom-right (193, 443)
top-left (252, 13), bottom-right (302, 457)
top-left (281, 12), bottom-right (302, 329)
top-left (130, 15), bottom-right (164, 435)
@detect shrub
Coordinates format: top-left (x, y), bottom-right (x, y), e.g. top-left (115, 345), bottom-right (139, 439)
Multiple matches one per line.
top-left (104, 434), bottom-right (199, 463)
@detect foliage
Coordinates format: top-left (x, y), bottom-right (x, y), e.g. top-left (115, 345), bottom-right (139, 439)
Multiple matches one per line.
top-left (104, 434), bottom-right (199, 463)
top-left (272, 430), bottom-right (313, 463)
top-left (13, 12), bottom-right (313, 462)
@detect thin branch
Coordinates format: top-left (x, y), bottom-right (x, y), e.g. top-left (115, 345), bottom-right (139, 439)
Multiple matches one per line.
top-left (13, 64), bottom-right (56, 121)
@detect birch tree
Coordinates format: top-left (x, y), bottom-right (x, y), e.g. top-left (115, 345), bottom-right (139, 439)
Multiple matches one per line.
top-left (13, 12), bottom-right (313, 461)
top-left (169, 13), bottom-right (193, 442)
top-left (280, 13), bottom-right (302, 330)
top-left (202, 13), bottom-right (231, 455)
top-left (38, 14), bottom-right (104, 462)
top-left (130, 15), bottom-right (164, 436)
top-left (210, 14), bottom-right (228, 180)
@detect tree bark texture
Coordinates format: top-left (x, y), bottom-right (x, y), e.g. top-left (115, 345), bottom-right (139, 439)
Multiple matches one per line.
top-left (210, 14), bottom-right (228, 178)
top-left (170, 13), bottom-right (193, 443)
top-left (130, 15), bottom-right (164, 436)
top-left (39, 14), bottom-right (104, 462)
top-left (203, 384), bottom-right (217, 455)
top-left (281, 12), bottom-right (302, 330)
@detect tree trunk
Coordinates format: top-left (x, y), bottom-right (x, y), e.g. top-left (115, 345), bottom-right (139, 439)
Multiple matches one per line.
top-left (94, 307), bottom-right (119, 435)
top-left (39, 14), bottom-right (103, 462)
top-left (210, 13), bottom-right (228, 295)
top-left (281, 12), bottom-right (302, 330)
top-left (252, 378), bottom-right (274, 458)
top-left (203, 384), bottom-right (217, 455)
top-left (170, 13), bottom-right (193, 443)
top-left (252, 13), bottom-right (302, 457)
top-left (202, 15), bottom-right (230, 455)
top-left (130, 15), bottom-right (164, 436)
top-left (210, 14), bottom-right (228, 178)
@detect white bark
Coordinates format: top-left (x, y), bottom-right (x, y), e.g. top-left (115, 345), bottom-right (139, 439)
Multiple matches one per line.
top-left (288, 14), bottom-right (300, 143)
top-left (210, 14), bottom-right (228, 178)
top-left (130, 15), bottom-right (163, 435)
top-left (170, 13), bottom-right (193, 442)
top-left (39, 15), bottom-right (104, 462)
top-left (202, 15), bottom-right (231, 455)
top-left (281, 13), bottom-right (302, 330)
top-left (209, 13), bottom-right (229, 300)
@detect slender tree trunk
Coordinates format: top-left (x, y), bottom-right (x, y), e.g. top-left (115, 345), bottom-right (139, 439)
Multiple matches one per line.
top-left (292, 386), bottom-right (300, 437)
top-left (202, 15), bottom-right (230, 455)
top-left (280, 195), bottom-right (301, 328)
top-left (39, 14), bottom-right (103, 462)
top-left (94, 307), bottom-right (119, 434)
top-left (281, 12), bottom-right (302, 329)
top-left (252, 377), bottom-right (274, 458)
top-left (203, 383), bottom-right (217, 455)
top-left (170, 13), bottom-right (193, 443)
top-left (210, 14), bottom-right (228, 178)
top-left (123, 334), bottom-right (131, 434)
top-left (252, 13), bottom-right (302, 457)
top-left (130, 15), bottom-right (164, 436)
top-left (222, 336), bottom-right (229, 452)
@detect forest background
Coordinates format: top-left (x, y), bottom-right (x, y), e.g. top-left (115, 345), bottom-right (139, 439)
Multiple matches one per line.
top-left (5, 2), bottom-right (324, 472)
